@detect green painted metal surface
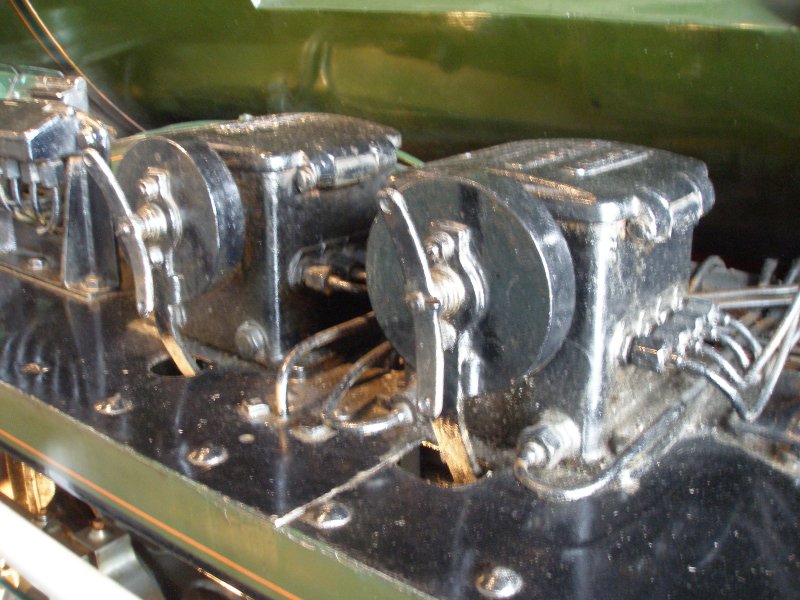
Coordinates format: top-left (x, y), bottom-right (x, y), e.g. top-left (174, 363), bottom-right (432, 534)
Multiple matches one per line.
top-left (0, 1), bottom-right (796, 159)
top-left (253, 0), bottom-right (800, 26)
top-left (0, 381), bottom-right (431, 600)
top-left (1, 1), bottom-right (797, 262)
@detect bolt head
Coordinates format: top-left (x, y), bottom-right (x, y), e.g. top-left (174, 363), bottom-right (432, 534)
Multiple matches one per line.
top-left (20, 362), bottom-right (49, 375)
top-left (289, 423), bottom-right (337, 444)
top-left (26, 256), bottom-right (46, 271)
top-left (626, 216), bottom-right (655, 242)
top-left (425, 241), bottom-right (442, 261)
top-left (516, 413), bottom-right (580, 471)
top-left (87, 526), bottom-right (109, 544)
top-left (304, 501), bottom-right (352, 530)
top-left (475, 564), bottom-right (523, 599)
top-left (235, 321), bottom-right (267, 360)
top-left (81, 274), bottom-right (102, 293)
top-left (117, 221), bottom-right (133, 237)
top-left (294, 166), bottom-right (317, 193)
top-left (20, 362), bottom-right (50, 375)
top-left (417, 395), bottom-right (434, 416)
top-left (186, 444), bottom-right (229, 469)
top-left (378, 194), bottom-right (392, 214)
top-left (94, 393), bottom-right (133, 416)
top-left (518, 439), bottom-right (548, 469)
top-left (78, 126), bottom-right (96, 148)
top-left (239, 397), bottom-right (271, 422)
top-left (302, 264), bottom-right (332, 294)
top-left (137, 176), bottom-right (160, 200)
top-left (424, 230), bottom-right (456, 263)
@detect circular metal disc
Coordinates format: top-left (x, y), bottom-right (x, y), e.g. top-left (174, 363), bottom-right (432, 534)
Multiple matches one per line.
top-left (116, 137), bottom-right (244, 300)
top-left (366, 171), bottom-right (575, 393)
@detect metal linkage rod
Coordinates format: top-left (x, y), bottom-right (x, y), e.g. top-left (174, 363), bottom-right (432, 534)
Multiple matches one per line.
top-left (275, 312), bottom-right (376, 420)
top-left (747, 325), bottom-right (800, 421)
top-left (690, 285), bottom-right (799, 311)
top-left (714, 332), bottom-right (751, 368)
top-left (320, 341), bottom-right (414, 436)
top-left (746, 289), bottom-right (800, 383)
top-left (322, 341), bottom-right (393, 425)
top-left (693, 344), bottom-right (746, 388)
top-left (726, 316), bottom-right (762, 355)
top-left (691, 284), bottom-right (799, 300)
top-left (674, 355), bottom-right (749, 419)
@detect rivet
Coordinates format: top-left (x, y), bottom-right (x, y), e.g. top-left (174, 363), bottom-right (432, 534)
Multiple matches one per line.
top-left (137, 176), bottom-right (159, 200)
top-left (289, 423), bottom-right (336, 444)
top-left (294, 165), bottom-right (317, 193)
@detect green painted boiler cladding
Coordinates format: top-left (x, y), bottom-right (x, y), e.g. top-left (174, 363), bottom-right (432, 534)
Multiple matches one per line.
top-left (1, 0), bottom-right (798, 261)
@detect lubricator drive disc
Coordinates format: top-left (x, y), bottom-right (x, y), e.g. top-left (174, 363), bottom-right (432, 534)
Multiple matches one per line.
top-left (116, 136), bottom-right (244, 300)
top-left (366, 171), bottom-right (575, 393)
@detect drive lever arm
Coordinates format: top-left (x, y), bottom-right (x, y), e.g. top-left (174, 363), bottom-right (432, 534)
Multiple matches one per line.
top-left (83, 148), bottom-right (198, 376)
top-left (83, 148), bottom-right (155, 317)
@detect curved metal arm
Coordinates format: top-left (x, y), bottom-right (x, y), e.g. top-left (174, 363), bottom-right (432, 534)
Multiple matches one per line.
top-left (377, 189), bottom-right (444, 418)
top-left (84, 148), bottom-right (198, 377)
top-left (83, 148), bottom-right (154, 316)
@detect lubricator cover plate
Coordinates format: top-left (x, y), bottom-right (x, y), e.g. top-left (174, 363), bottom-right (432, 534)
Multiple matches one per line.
top-left (430, 138), bottom-right (714, 227)
top-left (367, 171), bottom-right (575, 393)
top-left (0, 99), bottom-right (80, 161)
top-left (116, 137), bottom-right (244, 300)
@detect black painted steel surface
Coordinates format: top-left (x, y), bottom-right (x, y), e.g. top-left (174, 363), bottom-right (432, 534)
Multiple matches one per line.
top-left (0, 274), bottom-right (798, 598)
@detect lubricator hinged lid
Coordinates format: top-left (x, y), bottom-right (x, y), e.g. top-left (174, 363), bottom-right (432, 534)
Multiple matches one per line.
top-left (428, 139), bottom-right (714, 241)
top-left (165, 113), bottom-right (401, 188)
